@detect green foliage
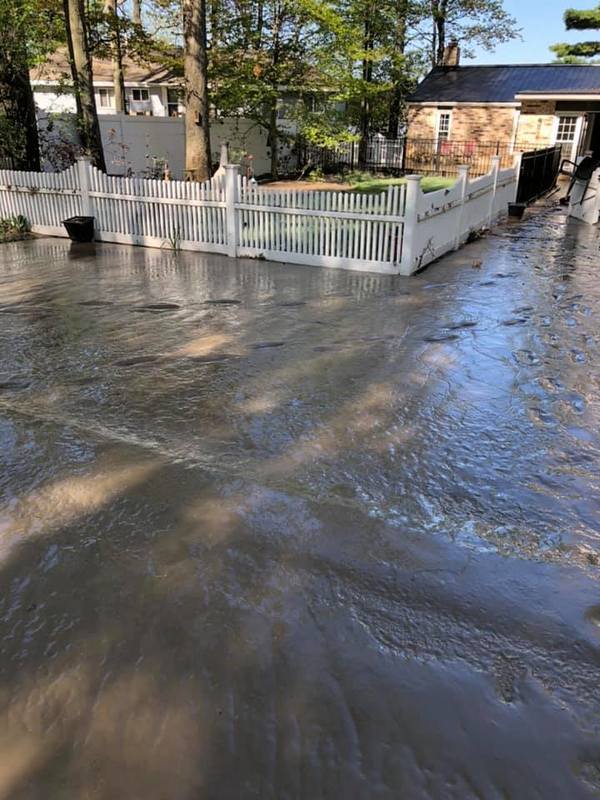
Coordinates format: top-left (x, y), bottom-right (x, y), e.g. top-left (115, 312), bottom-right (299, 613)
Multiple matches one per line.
top-left (551, 41), bottom-right (600, 60)
top-left (300, 171), bottom-right (455, 193)
top-left (307, 166), bottom-right (326, 182)
top-left (428, 0), bottom-right (520, 64)
top-left (298, 111), bottom-right (359, 149)
top-left (564, 6), bottom-right (600, 30)
top-left (0, 215), bottom-right (31, 243)
top-left (0, 0), bottom-right (65, 166)
top-left (346, 173), bottom-right (455, 193)
top-left (164, 225), bottom-right (182, 251)
top-left (87, 1), bottom-right (167, 64)
top-left (551, 4), bottom-right (600, 62)
top-left (1, 0), bottom-right (522, 172)
top-left (1, 0), bottom-right (65, 67)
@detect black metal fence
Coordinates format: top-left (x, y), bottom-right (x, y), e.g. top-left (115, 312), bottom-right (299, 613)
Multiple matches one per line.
top-left (298, 137), bottom-right (539, 178)
top-left (515, 145), bottom-right (562, 204)
top-left (403, 139), bottom-right (518, 177)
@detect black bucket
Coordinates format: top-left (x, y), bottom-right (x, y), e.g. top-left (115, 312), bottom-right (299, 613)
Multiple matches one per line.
top-left (63, 216), bottom-right (95, 243)
top-left (507, 202), bottom-right (526, 220)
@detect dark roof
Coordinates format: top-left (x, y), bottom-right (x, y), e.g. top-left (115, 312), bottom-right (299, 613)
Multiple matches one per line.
top-left (408, 64), bottom-right (600, 104)
top-left (31, 49), bottom-right (179, 85)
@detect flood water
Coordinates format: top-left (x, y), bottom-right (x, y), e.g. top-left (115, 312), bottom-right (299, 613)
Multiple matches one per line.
top-left (0, 204), bottom-right (599, 798)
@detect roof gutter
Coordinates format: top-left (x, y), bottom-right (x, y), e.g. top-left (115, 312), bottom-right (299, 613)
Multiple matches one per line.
top-left (407, 101), bottom-right (519, 107)
top-left (515, 92), bottom-right (600, 101)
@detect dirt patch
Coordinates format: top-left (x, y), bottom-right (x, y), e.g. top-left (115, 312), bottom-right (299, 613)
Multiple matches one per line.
top-left (261, 180), bottom-right (352, 192)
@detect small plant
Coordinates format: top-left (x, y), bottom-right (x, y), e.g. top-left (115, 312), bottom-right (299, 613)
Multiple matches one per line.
top-left (345, 170), bottom-right (374, 184)
top-left (307, 166), bottom-right (326, 183)
top-left (0, 215), bottom-right (30, 243)
top-left (163, 226), bottom-right (182, 252)
top-left (12, 215), bottom-right (30, 234)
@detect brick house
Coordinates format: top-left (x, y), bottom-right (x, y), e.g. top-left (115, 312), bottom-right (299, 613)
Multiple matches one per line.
top-left (407, 44), bottom-right (600, 164)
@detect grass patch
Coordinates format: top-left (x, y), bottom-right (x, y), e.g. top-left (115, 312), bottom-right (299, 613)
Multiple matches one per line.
top-left (348, 175), bottom-right (456, 194)
top-left (0, 215), bottom-right (30, 243)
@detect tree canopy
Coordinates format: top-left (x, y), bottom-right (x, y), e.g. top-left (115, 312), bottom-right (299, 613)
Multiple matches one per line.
top-left (551, 4), bottom-right (600, 63)
top-left (1, 0), bottom-right (520, 174)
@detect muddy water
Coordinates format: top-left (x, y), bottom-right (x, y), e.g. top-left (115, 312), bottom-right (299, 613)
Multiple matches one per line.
top-left (0, 205), bottom-right (599, 798)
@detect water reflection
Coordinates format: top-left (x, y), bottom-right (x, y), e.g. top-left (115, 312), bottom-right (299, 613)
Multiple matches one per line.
top-left (0, 208), bottom-right (599, 798)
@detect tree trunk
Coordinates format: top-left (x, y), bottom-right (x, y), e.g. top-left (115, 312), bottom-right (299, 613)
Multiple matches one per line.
top-left (104, 0), bottom-right (126, 113)
top-left (183, 0), bottom-right (212, 180)
top-left (266, 1), bottom-right (282, 178)
top-left (387, 86), bottom-right (402, 139)
top-left (6, 61), bottom-right (40, 170)
top-left (2, 26), bottom-right (40, 169)
top-left (268, 96), bottom-right (278, 178)
top-left (18, 69), bottom-right (40, 171)
top-left (131, 0), bottom-right (142, 25)
top-left (63, 0), bottom-right (106, 170)
top-left (358, 13), bottom-right (374, 167)
top-left (431, 0), bottom-right (448, 66)
top-left (387, 0), bottom-right (407, 138)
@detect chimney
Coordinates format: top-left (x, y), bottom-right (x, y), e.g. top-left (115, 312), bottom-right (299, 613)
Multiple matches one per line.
top-left (442, 40), bottom-right (460, 67)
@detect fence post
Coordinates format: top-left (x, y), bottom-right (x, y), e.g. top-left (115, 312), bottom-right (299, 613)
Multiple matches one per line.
top-left (512, 151), bottom-right (523, 203)
top-left (225, 163), bottom-right (240, 258)
top-left (76, 156), bottom-right (93, 218)
top-left (399, 174), bottom-right (422, 276)
top-left (487, 154), bottom-right (501, 225)
top-left (454, 165), bottom-right (470, 249)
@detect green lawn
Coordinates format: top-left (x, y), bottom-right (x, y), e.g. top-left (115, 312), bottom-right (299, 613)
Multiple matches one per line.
top-left (349, 175), bottom-right (456, 194)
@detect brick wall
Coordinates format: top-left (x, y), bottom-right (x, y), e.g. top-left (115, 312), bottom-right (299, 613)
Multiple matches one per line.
top-left (407, 105), bottom-right (517, 142)
top-left (514, 101), bottom-right (556, 148)
top-left (406, 106), bottom-right (437, 139)
top-left (406, 103), bottom-right (559, 149)
top-left (451, 106), bottom-right (516, 141)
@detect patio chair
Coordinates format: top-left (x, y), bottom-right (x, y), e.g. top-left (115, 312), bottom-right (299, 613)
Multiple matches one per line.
top-left (559, 155), bottom-right (600, 206)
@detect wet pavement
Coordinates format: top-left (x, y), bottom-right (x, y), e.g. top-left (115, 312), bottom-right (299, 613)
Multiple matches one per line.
top-left (0, 203), bottom-right (599, 798)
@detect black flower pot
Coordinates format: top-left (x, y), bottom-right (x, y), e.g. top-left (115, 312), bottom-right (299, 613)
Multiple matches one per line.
top-left (63, 216), bottom-right (95, 243)
top-left (507, 203), bottom-right (526, 219)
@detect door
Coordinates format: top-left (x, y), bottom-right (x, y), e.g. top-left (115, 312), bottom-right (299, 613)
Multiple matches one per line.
top-left (554, 114), bottom-right (583, 162)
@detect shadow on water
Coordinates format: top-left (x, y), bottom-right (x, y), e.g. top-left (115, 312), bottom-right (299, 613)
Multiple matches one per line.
top-left (0, 212), bottom-right (599, 798)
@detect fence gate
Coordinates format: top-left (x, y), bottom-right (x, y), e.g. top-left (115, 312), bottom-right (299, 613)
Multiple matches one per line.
top-left (516, 145), bottom-right (562, 204)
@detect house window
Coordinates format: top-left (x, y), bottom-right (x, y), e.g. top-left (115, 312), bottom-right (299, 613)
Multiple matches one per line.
top-left (555, 114), bottom-right (580, 160)
top-left (167, 88), bottom-right (183, 117)
top-left (98, 88), bottom-right (114, 109)
top-left (129, 87), bottom-right (152, 116)
top-left (436, 110), bottom-right (452, 142)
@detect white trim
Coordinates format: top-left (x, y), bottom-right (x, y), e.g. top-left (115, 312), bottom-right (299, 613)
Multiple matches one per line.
top-left (510, 108), bottom-right (520, 150)
top-left (553, 112), bottom-right (584, 161)
top-left (31, 79), bottom-right (179, 89)
top-left (435, 108), bottom-right (452, 142)
top-left (573, 115), bottom-right (585, 159)
top-left (516, 93), bottom-right (600, 102)
top-left (408, 101), bottom-right (520, 108)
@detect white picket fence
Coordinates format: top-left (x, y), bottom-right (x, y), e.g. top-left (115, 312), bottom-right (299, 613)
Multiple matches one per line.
top-left (0, 156), bottom-right (518, 275)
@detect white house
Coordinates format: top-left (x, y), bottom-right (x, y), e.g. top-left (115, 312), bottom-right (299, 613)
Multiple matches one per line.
top-left (31, 50), bottom-right (293, 178)
top-left (31, 49), bottom-right (185, 119)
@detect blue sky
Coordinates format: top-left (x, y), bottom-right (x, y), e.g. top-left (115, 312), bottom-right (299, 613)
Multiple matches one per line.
top-left (466, 0), bottom-right (599, 64)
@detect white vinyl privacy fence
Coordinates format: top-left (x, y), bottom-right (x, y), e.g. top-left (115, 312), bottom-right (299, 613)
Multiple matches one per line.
top-left (0, 156), bottom-right (518, 275)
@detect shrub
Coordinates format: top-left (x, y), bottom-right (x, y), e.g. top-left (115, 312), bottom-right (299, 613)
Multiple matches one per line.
top-left (0, 215), bottom-right (31, 243)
